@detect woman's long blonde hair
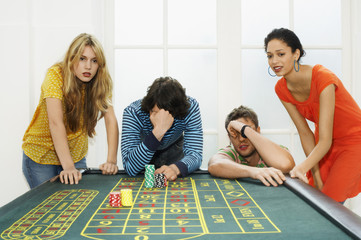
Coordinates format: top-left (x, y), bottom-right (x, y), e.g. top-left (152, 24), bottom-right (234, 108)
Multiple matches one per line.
top-left (56, 33), bottom-right (113, 137)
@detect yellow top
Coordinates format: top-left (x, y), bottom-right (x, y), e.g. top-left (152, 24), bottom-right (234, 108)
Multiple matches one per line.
top-left (22, 65), bottom-right (88, 165)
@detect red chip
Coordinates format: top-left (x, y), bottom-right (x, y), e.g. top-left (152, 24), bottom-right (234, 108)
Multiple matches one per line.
top-left (109, 192), bottom-right (122, 207)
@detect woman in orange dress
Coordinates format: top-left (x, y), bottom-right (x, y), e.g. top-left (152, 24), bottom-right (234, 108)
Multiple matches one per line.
top-left (264, 28), bottom-right (361, 202)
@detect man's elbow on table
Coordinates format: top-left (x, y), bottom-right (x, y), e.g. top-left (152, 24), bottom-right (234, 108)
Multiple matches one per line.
top-left (208, 161), bottom-right (219, 177)
top-left (208, 158), bottom-right (235, 178)
top-left (276, 155), bottom-right (296, 173)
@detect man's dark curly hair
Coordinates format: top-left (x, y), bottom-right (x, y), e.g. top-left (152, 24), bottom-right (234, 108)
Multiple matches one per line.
top-left (141, 77), bottom-right (190, 119)
top-left (225, 105), bottom-right (259, 132)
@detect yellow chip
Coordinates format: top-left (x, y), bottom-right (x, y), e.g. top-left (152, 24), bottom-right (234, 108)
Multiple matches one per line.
top-left (121, 189), bottom-right (133, 206)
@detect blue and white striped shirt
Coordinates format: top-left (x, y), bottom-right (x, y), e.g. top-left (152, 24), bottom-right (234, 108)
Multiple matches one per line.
top-left (121, 97), bottom-right (203, 177)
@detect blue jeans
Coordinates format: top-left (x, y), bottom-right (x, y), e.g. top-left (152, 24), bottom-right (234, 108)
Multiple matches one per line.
top-left (22, 152), bottom-right (87, 189)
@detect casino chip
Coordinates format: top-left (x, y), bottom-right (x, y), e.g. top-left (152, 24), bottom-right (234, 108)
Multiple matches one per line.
top-left (121, 189), bottom-right (133, 206)
top-left (154, 173), bottom-right (167, 188)
top-left (109, 191), bottom-right (122, 207)
top-left (145, 164), bottom-right (155, 188)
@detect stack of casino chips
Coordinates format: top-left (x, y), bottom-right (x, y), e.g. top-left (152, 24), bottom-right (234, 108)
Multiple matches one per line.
top-left (154, 173), bottom-right (167, 188)
top-left (121, 189), bottom-right (133, 206)
top-left (109, 191), bottom-right (122, 207)
top-left (145, 164), bottom-right (155, 188)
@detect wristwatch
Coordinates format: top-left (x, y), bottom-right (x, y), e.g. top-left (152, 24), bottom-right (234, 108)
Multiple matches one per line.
top-left (240, 125), bottom-right (250, 138)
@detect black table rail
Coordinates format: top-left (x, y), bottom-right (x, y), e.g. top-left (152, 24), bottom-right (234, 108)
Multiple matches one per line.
top-left (284, 175), bottom-right (361, 240)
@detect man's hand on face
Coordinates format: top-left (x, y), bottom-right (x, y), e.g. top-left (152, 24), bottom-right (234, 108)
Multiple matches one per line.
top-left (150, 106), bottom-right (174, 141)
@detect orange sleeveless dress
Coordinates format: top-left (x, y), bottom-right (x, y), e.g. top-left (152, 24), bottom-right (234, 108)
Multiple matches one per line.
top-left (275, 64), bottom-right (361, 202)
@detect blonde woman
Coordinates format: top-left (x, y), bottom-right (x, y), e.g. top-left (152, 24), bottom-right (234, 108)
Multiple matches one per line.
top-left (22, 33), bottom-right (119, 188)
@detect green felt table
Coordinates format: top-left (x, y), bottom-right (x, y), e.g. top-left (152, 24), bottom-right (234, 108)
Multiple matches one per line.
top-left (0, 169), bottom-right (361, 240)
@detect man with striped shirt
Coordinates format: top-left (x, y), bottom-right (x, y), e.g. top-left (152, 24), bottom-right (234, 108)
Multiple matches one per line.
top-left (208, 105), bottom-right (295, 186)
top-left (121, 77), bottom-right (203, 181)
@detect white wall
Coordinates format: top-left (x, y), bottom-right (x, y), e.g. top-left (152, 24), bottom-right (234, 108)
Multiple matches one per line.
top-left (0, 0), bottom-right (30, 208)
top-left (0, 0), bottom-right (107, 207)
top-left (352, 0), bottom-right (361, 102)
top-left (343, 0), bottom-right (361, 216)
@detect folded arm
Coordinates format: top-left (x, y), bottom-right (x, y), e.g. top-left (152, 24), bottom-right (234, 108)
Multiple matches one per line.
top-left (208, 154), bottom-right (285, 186)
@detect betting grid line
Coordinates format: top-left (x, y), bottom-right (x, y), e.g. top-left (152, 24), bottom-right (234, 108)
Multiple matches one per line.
top-left (0, 190), bottom-right (97, 240)
top-left (178, 233), bottom-right (207, 240)
top-left (218, 179), bottom-right (282, 234)
top-left (162, 180), bottom-right (169, 234)
top-left (235, 180), bottom-right (281, 233)
top-left (42, 191), bottom-right (72, 239)
top-left (80, 176), bottom-right (281, 238)
top-left (6, 192), bottom-right (60, 237)
top-left (45, 190), bottom-right (90, 238)
top-left (191, 178), bottom-right (209, 234)
top-left (130, 178), bottom-right (203, 236)
top-left (1, 195), bottom-right (52, 239)
top-left (80, 177), bottom-right (128, 238)
top-left (38, 192), bottom-right (80, 239)
top-left (214, 179), bottom-right (246, 233)
top-left (171, 177), bottom-right (205, 235)
top-left (81, 177), bottom-right (146, 236)
top-left (121, 179), bottom-right (145, 234)
top-left (24, 192), bottom-right (64, 228)
top-left (60, 191), bottom-right (97, 229)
